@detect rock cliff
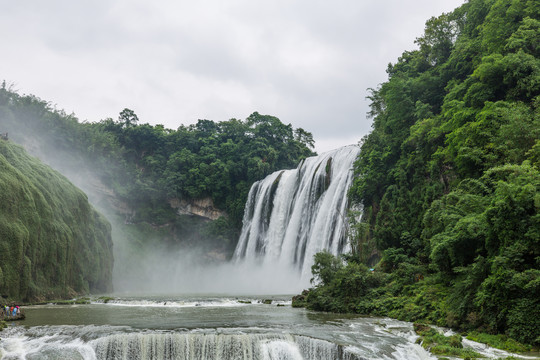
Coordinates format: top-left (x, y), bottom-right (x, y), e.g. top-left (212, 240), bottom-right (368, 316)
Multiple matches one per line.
top-left (169, 197), bottom-right (227, 220)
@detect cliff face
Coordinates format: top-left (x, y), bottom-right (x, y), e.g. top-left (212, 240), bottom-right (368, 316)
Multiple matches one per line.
top-left (0, 140), bottom-right (113, 301)
top-left (169, 198), bottom-right (227, 220)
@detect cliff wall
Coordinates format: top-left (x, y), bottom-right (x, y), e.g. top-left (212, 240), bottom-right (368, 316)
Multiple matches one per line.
top-left (0, 140), bottom-right (113, 301)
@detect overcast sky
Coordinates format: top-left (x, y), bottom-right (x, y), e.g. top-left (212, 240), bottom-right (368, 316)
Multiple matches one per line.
top-left (2, 0), bottom-right (464, 153)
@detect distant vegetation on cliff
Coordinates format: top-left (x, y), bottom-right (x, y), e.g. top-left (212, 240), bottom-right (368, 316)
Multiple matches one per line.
top-left (0, 140), bottom-right (113, 301)
top-left (0, 84), bottom-right (315, 252)
top-left (298, 0), bottom-right (539, 347)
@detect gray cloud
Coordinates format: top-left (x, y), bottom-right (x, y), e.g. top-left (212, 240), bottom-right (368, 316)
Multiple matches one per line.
top-left (1, 0), bottom-right (464, 152)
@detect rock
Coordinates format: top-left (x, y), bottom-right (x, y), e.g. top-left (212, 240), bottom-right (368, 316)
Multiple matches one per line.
top-left (169, 198), bottom-right (227, 220)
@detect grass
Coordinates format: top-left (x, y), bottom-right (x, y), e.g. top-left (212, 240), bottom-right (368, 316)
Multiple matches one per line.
top-left (466, 332), bottom-right (532, 353)
top-left (414, 323), bottom-right (483, 359)
top-left (97, 296), bottom-right (115, 303)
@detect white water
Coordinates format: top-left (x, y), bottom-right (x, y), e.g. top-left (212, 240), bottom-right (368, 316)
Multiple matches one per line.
top-left (2, 297), bottom-right (536, 360)
top-left (92, 333), bottom-right (365, 360)
top-left (0, 299), bottom-right (433, 360)
top-left (0, 329), bottom-right (368, 360)
top-left (233, 145), bottom-right (360, 283)
top-left (91, 297), bottom-right (291, 308)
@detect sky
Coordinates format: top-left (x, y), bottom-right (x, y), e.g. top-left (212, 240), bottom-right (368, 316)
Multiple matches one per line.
top-left (1, 0), bottom-right (465, 153)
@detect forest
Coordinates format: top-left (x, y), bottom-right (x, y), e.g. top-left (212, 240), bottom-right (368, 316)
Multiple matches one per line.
top-left (294, 0), bottom-right (539, 349)
top-left (0, 86), bottom-right (315, 252)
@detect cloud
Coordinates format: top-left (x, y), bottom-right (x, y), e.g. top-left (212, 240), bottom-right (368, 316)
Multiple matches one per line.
top-left (1, 0), bottom-right (465, 152)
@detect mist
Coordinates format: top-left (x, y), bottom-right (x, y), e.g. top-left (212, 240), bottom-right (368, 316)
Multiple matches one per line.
top-left (112, 240), bottom-right (308, 295)
top-left (3, 111), bottom-right (309, 296)
top-left (52, 158), bottom-right (305, 295)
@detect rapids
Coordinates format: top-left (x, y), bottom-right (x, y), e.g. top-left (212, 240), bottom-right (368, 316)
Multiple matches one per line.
top-left (0, 296), bottom-right (431, 360)
top-left (1, 296), bottom-right (535, 360)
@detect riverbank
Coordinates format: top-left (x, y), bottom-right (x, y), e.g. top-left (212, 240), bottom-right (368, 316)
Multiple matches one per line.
top-left (0, 313), bottom-right (25, 322)
top-left (292, 267), bottom-right (538, 358)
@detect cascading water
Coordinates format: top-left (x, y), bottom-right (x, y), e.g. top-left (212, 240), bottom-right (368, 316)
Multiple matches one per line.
top-left (2, 299), bottom-right (525, 360)
top-left (233, 145), bottom-right (360, 281)
top-left (0, 326), bottom-right (367, 360)
top-left (92, 333), bottom-right (364, 360)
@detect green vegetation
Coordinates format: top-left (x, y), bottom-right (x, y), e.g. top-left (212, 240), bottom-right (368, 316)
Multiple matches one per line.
top-left (91, 110), bottom-right (315, 225)
top-left (46, 297), bottom-right (92, 305)
top-left (298, 0), bottom-right (540, 350)
top-left (466, 332), bottom-right (531, 353)
top-left (414, 323), bottom-right (483, 359)
top-left (0, 85), bottom-right (315, 250)
top-left (97, 296), bottom-right (115, 303)
top-left (0, 140), bottom-right (113, 302)
top-left (0, 78), bottom-right (315, 299)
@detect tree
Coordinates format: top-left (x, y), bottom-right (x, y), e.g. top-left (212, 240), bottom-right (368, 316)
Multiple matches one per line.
top-left (118, 108), bottom-right (139, 128)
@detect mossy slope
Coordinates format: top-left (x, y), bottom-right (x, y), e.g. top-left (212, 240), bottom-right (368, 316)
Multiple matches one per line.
top-left (0, 140), bottom-right (113, 301)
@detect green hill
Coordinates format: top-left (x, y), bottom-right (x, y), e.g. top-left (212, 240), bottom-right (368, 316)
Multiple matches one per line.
top-left (0, 84), bottom-right (315, 266)
top-left (296, 0), bottom-right (539, 348)
top-left (0, 139), bottom-right (113, 302)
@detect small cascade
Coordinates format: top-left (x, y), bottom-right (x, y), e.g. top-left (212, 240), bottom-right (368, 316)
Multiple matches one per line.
top-left (233, 145), bottom-right (360, 280)
top-left (0, 326), bottom-right (367, 360)
top-left (2, 319), bottom-right (530, 360)
top-left (92, 333), bottom-right (365, 360)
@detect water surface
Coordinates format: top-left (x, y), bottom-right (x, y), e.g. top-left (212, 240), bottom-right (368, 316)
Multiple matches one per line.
top-left (1, 295), bottom-right (536, 360)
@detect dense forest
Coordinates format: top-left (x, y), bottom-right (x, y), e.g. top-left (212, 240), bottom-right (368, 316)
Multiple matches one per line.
top-left (0, 85), bottom-right (315, 254)
top-left (0, 140), bottom-right (113, 301)
top-left (295, 0), bottom-right (539, 349)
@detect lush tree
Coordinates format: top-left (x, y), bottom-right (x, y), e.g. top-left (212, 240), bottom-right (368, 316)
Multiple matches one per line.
top-left (1, 81), bottom-right (316, 249)
top-left (308, 0), bottom-right (540, 346)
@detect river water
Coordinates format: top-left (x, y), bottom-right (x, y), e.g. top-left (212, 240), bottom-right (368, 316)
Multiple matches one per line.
top-left (0, 294), bottom-right (427, 360)
top-left (1, 295), bottom-right (536, 360)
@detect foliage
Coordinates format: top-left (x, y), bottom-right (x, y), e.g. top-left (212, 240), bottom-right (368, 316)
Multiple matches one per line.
top-left (0, 83), bottom-right (315, 253)
top-left (414, 323), bottom-right (484, 359)
top-left (466, 332), bottom-right (532, 352)
top-left (310, 251), bottom-right (344, 285)
top-left (303, 253), bottom-right (388, 313)
top-left (304, 0), bottom-right (540, 348)
top-left (0, 140), bottom-right (113, 302)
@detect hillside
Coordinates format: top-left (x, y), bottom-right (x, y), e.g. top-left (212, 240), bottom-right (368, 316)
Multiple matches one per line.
top-left (0, 85), bottom-right (315, 250)
top-left (296, 0), bottom-right (539, 348)
top-left (0, 84), bottom-right (316, 290)
top-left (0, 139), bottom-right (113, 301)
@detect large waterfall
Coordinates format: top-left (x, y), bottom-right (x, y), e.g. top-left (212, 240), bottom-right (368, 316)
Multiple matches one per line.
top-left (233, 145), bottom-right (360, 281)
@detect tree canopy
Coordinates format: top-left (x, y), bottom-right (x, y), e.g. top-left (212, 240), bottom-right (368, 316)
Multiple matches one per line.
top-left (0, 83), bottom-right (315, 245)
top-left (302, 0), bottom-right (539, 347)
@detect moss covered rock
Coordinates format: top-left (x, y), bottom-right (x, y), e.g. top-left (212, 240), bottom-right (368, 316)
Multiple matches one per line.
top-left (0, 140), bottom-right (113, 301)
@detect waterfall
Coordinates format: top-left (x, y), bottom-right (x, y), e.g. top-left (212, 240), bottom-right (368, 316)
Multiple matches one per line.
top-left (93, 333), bottom-right (365, 360)
top-left (233, 145), bottom-right (360, 281)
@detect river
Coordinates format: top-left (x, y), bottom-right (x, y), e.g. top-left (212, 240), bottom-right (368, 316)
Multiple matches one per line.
top-left (2, 294), bottom-right (537, 360)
